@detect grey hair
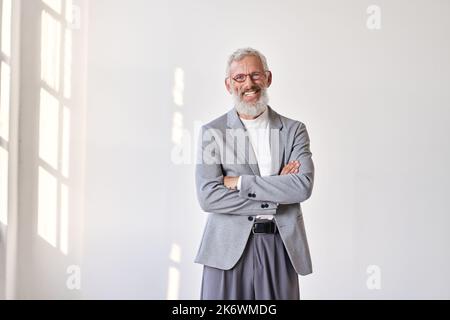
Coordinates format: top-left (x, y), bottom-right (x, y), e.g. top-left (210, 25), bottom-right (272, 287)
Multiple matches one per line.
top-left (225, 47), bottom-right (269, 77)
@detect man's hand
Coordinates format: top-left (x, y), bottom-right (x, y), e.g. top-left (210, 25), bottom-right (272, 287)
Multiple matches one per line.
top-left (224, 176), bottom-right (239, 190)
top-left (280, 161), bottom-right (301, 175)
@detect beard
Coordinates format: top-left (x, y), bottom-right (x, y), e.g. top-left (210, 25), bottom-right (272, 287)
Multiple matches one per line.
top-left (231, 85), bottom-right (269, 117)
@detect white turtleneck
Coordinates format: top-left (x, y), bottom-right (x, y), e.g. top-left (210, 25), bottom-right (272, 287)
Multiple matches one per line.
top-left (237, 107), bottom-right (275, 220)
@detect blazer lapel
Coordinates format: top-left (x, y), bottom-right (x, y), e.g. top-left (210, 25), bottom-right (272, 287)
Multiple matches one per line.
top-left (267, 106), bottom-right (285, 175)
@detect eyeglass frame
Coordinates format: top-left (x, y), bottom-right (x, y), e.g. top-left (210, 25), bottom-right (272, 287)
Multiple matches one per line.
top-left (228, 70), bottom-right (272, 83)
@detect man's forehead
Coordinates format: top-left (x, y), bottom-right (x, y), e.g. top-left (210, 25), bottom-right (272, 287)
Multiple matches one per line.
top-left (230, 56), bottom-right (264, 73)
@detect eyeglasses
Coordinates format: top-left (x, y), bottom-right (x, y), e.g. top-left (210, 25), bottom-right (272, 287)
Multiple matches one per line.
top-left (230, 71), bottom-right (270, 83)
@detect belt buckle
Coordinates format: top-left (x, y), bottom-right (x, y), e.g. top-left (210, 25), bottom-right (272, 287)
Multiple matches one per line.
top-left (252, 220), bottom-right (273, 234)
top-left (252, 222), bottom-right (264, 234)
top-left (252, 223), bottom-right (258, 234)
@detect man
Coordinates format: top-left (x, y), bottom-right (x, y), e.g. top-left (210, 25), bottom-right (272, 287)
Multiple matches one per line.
top-left (195, 48), bottom-right (314, 300)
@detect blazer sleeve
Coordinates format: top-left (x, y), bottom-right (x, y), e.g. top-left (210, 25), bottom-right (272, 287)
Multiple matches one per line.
top-left (195, 125), bottom-right (278, 215)
top-left (238, 122), bottom-right (314, 204)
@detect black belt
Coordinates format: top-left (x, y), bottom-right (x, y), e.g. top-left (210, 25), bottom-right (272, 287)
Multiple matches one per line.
top-left (252, 219), bottom-right (277, 234)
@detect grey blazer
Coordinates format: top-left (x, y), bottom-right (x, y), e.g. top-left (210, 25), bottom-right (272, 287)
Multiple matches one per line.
top-left (194, 106), bottom-right (314, 276)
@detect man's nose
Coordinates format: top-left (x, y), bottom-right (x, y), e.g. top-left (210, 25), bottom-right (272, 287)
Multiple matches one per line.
top-left (242, 76), bottom-right (256, 90)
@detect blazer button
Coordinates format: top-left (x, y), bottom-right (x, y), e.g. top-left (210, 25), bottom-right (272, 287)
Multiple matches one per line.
top-left (248, 193), bottom-right (253, 197)
top-left (261, 204), bottom-right (265, 209)
top-left (252, 193), bottom-right (256, 198)
top-left (248, 217), bottom-right (254, 221)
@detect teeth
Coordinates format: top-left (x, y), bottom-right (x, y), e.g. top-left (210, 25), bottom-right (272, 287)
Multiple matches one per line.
top-left (244, 91), bottom-right (257, 96)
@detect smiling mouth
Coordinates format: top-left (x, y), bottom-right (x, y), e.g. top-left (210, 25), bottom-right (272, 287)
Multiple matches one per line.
top-left (243, 89), bottom-right (260, 97)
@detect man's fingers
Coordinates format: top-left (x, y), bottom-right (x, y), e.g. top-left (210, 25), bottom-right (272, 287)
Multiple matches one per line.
top-left (280, 163), bottom-right (290, 175)
top-left (281, 162), bottom-right (295, 175)
top-left (280, 161), bottom-right (301, 175)
top-left (288, 161), bottom-right (300, 171)
top-left (224, 176), bottom-right (237, 190)
top-left (280, 165), bottom-right (290, 175)
top-left (287, 161), bottom-right (300, 174)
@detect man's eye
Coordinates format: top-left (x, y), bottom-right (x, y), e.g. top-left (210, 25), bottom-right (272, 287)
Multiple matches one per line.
top-left (235, 74), bottom-right (245, 81)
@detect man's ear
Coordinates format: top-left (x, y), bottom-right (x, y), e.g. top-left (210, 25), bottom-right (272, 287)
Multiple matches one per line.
top-left (225, 77), bottom-right (232, 94)
top-left (266, 71), bottom-right (273, 88)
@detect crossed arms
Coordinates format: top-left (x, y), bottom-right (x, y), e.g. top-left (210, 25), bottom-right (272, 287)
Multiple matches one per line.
top-left (195, 122), bottom-right (314, 216)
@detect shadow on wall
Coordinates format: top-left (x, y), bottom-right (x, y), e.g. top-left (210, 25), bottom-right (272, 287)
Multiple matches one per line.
top-left (13, 0), bottom-right (85, 299)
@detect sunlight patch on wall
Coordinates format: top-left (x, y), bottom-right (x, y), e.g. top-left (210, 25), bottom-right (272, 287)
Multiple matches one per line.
top-left (63, 29), bottom-right (72, 99)
top-left (65, 0), bottom-right (73, 22)
top-left (0, 61), bottom-right (10, 141)
top-left (42, 0), bottom-right (62, 14)
top-left (37, 167), bottom-right (58, 247)
top-left (39, 88), bottom-right (60, 170)
top-left (61, 105), bottom-right (71, 178)
top-left (169, 243), bottom-right (181, 263)
top-left (167, 267), bottom-right (180, 300)
top-left (41, 10), bottom-right (61, 91)
top-left (37, 0), bottom-right (75, 256)
top-left (1, 0), bottom-right (12, 57)
top-left (173, 67), bottom-right (184, 107)
top-left (171, 112), bottom-right (184, 146)
top-left (166, 243), bottom-right (182, 300)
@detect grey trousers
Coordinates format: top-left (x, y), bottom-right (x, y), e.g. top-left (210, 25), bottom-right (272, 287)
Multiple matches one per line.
top-left (200, 230), bottom-right (300, 300)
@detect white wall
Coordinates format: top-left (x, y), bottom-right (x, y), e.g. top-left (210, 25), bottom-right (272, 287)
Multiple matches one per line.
top-left (3, 0), bottom-right (450, 299)
top-left (82, 0), bottom-right (450, 299)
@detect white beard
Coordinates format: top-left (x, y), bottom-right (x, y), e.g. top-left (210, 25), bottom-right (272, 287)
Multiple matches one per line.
top-left (232, 87), bottom-right (269, 117)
